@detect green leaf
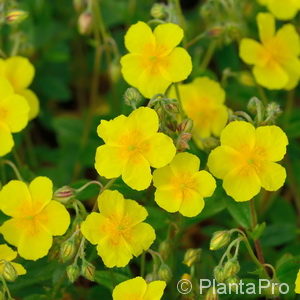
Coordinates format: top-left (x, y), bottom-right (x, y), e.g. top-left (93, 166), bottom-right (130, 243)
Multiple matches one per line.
top-left (94, 271), bottom-right (130, 291)
top-left (226, 198), bottom-right (252, 228)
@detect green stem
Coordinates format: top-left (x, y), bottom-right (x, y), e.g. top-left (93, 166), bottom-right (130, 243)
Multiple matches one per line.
top-left (200, 40), bottom-right (217, 70)
top-left (185, 32), bottom-right (206, 49)
top-left (1, 276), bottom-right (12, 299)
top-left (256, 84), bottom-right (268, 105)
top-left (75, 180), bottom-right (103, 193)
top-left (0, 160), bottom-right (23, 181)
top-left (140, 252), bottom-right (146, 277)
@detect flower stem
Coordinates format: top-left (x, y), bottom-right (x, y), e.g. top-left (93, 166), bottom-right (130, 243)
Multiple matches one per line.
top-left (0, 160), bottom-right (23, 181)
top-left (200, 40), bottom-right (217, 70)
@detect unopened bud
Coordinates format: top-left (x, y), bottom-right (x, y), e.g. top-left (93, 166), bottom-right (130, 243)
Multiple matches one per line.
top-left (108, 61), bottom-right (121, 83)
top-left (214, 265), bottom-right (225, 283)
top-left (81, 260), bottom-right (95, 281)
top-left (54, 186), bottom-right (75, 204)
top-left (178, 119), bottom-right (193, 133)
top-left (264, 279), bottom-right (280, 298)
top-left (226, 276), bottom-right (239, 292)
top-left (60, 239), bottom-right (76, 262)
top-left (210, 231), bottom-right (231, 251)
top-left (181, 273), bottom-right (191, 281)
top-left (165, 103), bottom-right (180, 114)
top-left (66, 264), bottom-right (80, 283)
top-left (247, 97), bottom-right (262, 115)
top-left (239, 71), bottom-right (255, 87)
top-left (145, 273), bottom-right (156, 282)
top-left (208, 26), bottom-right (224, 37)
top-left (158, 263), bottom-right (172, 282)
top-left (6, 10), bottom-right (28, 24)
top-left (159, 240), bottom-right (171, 261)
top-left (183, 248), bottom-right (201, 267)
top-left (266, 102), bottom-right (281, 122)
top-left (124, 87), bottom-right (143, 109)
top-left (150, 3), bottom-right (168, 19)
top-left (223, 259), bottom-right (240, 278)
top-left (78, 11), bottom-right (93, 35)
top-left (205, 287), bottom-right (219, 300)
top-left (177, 132), bottom-right (192, 151)
top-left (2, 261), bottom-right (18, 282)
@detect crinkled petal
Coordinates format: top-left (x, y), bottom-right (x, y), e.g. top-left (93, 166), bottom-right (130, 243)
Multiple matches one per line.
top-left (95, 145), bottom-right (125, 179)
top-left (223, 167), bottom-right (261, 202)
top-left (29, 177), bottom-right (53, 212)
top-left (153, 23), bottom-right (183, 55)
top-left (220, 121), bottom-right (256, 151)
top-left (194, 170), bottom-right (216, 197)
top-left (159, 47), bottom-right (192, 82)
top-left (0, 123), bottom-right (14, 157)
top-left (81, 212), bottom-right (108, 245)
top-left (179, 189), bottom-right (205, 217)
top-left (144, 281), bottom-right (166, 300)
top-left (0, 180), bottom-right (31, 218)
top-left (122, 154), bottom-right (152, 191)
top-left (125, 21), bottom-right (155, 54)
top-left (113, 277), bottom-right (147, 300)
top-left (39, 201), bottom-right (70, 236)
top-left (253, 61), bottom-right (289, 89)
top-left (97, 190), bottom-right (125, 218)
top-left (257, 13), bottom-right (275, 43)
top-left (257, 162), bottom-right (286, 191)
top-left (255, 125), bottom-right (288, 161)
top-left (144, 133), bottom-right (176, 168)
top-left (126, 223), bottom-right (155, 256)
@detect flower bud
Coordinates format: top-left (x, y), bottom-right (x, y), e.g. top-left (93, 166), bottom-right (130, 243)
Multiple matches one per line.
top-left (178, 119), bottom-right (193, 133)
top-left (263, 280), bottom-right (280, 298)
top-left (66, 264), bottom-right (80, 283)
top-left (181, 273), bottom-right (191, 281)
top-left (226, 276), bottom-right (239, 292)
top-left (207, 26), bottom-right (224, 37)
top-left (60, 239), bottom-right (76, 262)
top-left (205, 287), bottom-right (219, 300)
top-left (2, 261), bottom-right (18, 282)
top-left (265, 102), bottom-right (281, 122)
top-left (239, 71), bottom-right (255, 87)
top-left (183, 248), bottom-right (201, 267)
top-left (150, 3), bottom-right (168, 19)
top-left (159, 240), bottom-right (171, 261)
top-left (81, 260), bottom-right (95, 281)
top-left (201, 137), bottom-right (220, 150)
top-left (158, 263), bottom-right (172, 282)
top-left (145, 273), bottom-right (156, 282)
top-left (223, 259), bottom-right (240, 279)
top-left (177, 133), bottom-right (192, 152)
top-left (124, 87), bottom-right (143, 109)
top-left (210, 231), bottom-right (231, 251)
top-left (108, 61), bottom-right (121, 83)
top-left (247, 97), bottom-right (263, 115)
top-left (6, 10), bottom-right (28, 24)
top-left (54, 186), bottom-right (75, 204)
top-left (73, 0), bottom-right (85, 12)
top-left (78, 11), bottom-right (93, 35)
top-left (214, 265), bottom-right (225, 283)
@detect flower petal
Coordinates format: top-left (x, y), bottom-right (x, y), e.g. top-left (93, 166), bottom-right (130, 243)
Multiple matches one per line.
top-left (220, 121), bottom-right (256, 151)
top-left (18, 89), bottom-right (40, 120)
top-left (95, 145), bottom-right (125, 179)
top-left (153, 23), bottom-right (183, 55)
top-left (0, 78), bottom-right (13, 99)
top-left (257, 162), bottom-right (286, 191)
top-left (0, 123), bottom-right (14, 156)
top-left (97, 190), bottom-right (125, 218)
top-left (125, 21), bottom-right (155, 54)
top-left (0, 244), bottom-right (17, 261)
top-left (170, 152), bottom-right (200, 174)
top-left (81, 212), bottom-right (108, 245)
top-left (0, 219), bottom-right (23, 247)
top-left (208, 146), bottom-right (239, 179)
top-left (122, 154), bottom-right (152, 191)
top-left (126, 222), bottom-right (155, 256)
top-left (257, 13), bottom-right (275, 43)
top-left (239, 39), bottom-right (266, 66)
top-left (123, 199), bottom-right (148, 226)
top-left (160, 47), bottom-right (192, 82)
top-left (29, 177), bottom-right (53, 211)
top-left (268, 0), bottom-right (299, 20)
top-left (11, 262), bottom-right (26, 275)
top-left (4, 56), bottom-right (35, 91)
top-left (223, 167), bottom-right (261, 202)
top-left (255, 125), bottom-right (288, 161)
top-left (144, 133), bottom-right (176, 168)
top-left (39, 201), bottom-right (70, 235)
top-left (144, 281), bottom-right (166, 300)
top-left (154, 188), bottom-right (182, 213)
top-left (0, 180), bottom-right (31, 218)
top-left (113, 277), bottom-right (147, 300)
top-left (194, 170), bottom-right (216, 197)
top-left (179, 189), bottom-right (205, 217)
top-left (153, 165), bottom-right (174, 188)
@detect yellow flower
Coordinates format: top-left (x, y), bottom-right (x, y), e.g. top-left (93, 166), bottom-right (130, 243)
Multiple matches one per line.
top-left (295, 269), bottom-right (300, 294)
top-left (81, 190), bottom-right (155, 268)
top-left (239, 13), bottom-right (300, 90)
top-left (0, 56), bottom-right (39, 119)
top-left (0, 78), bottom-right (29, 156)
top-left (0, 177), bottom-right (70, 260)
top-left (258, 0), bottom-right (300, 20)
top-left (112, 276), bottom-right (166, 300)
top-left (120, 21), bottom-right (192, 98)
top-left (207, 121), bottom-right (288, 202)
top-left (170, 77), bottom-right (228, 145)
top-left (95, 107), bottom-right (176, 191)
top-left (0, 244), bottom-right (26, 276)
top-left (153, 152), bottom-right (216, 217)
